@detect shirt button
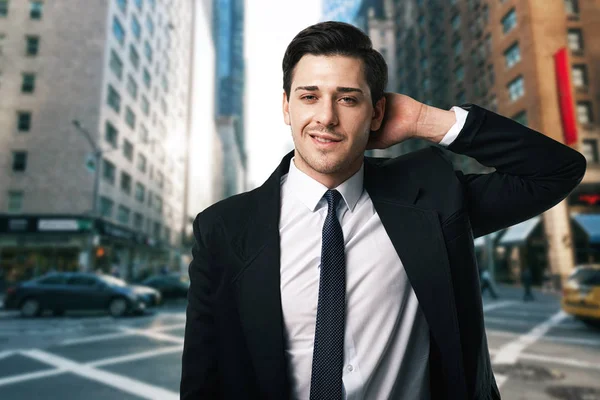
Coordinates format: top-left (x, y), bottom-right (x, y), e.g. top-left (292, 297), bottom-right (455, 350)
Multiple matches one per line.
top-left (347, 365), bottom-right (354, 372)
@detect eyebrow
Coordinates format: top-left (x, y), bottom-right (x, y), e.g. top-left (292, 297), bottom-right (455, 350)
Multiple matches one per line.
top-left (294, 86), bottom-right (364, 94)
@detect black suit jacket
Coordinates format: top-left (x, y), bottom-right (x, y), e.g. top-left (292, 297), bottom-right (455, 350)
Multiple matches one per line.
top-left (181, 105), bottom-right (586, 399)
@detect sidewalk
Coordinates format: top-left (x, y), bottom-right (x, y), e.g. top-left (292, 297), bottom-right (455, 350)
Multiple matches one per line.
top-left (483, 283), bottom-right (560, 303)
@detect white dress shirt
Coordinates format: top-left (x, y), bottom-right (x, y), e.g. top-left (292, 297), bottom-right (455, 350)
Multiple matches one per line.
top-left (279, 107), bottom-right (468, 400)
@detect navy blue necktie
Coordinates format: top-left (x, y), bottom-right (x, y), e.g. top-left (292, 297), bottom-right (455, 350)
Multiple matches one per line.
top-left (310, 189), bottom-right (346, 400)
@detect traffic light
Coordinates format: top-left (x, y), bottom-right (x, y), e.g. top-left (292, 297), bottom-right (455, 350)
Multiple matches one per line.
top-left (95, 246), bottom-right (105, 258)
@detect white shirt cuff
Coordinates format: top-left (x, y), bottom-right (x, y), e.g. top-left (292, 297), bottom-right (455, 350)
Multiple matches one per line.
top-left (438, 106), bottom-right (469, 147)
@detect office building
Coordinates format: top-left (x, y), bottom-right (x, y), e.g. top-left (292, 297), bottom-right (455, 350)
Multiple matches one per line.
top-left (0, 0), bottom-right (194, 281)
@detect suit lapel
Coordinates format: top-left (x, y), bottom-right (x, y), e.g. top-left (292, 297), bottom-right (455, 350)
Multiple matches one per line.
top-left (364, 159), bottom-right (466, 394)
top-left (231, 152), bottom-right (293, 398)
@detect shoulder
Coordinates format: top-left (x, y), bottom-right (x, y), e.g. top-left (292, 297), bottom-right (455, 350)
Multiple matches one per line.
top-left (368, 145), bottom-right (456, 180)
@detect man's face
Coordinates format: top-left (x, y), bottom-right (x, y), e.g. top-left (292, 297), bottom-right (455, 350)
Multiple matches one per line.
top-left (283, 55), bottom-right (385, 185)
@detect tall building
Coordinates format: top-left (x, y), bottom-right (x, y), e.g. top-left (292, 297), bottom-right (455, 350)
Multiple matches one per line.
top-left (0, 0), bottom-right (194, 282)
top-left (212, 0), bottom-right (246, 200)
top-left (322, 0), bottom-right (364, 24)
top-left (364, 0), bottom-right (600, 282)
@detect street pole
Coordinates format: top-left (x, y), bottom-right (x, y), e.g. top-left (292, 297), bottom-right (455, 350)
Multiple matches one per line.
top-left (73, 120), bottom-right (102, 272)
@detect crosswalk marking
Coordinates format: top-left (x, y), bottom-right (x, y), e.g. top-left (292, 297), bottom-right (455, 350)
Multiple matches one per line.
top-left (492, 311), bottom-right (568, 389)
top-left (20, 349), bottom-right (179, 400)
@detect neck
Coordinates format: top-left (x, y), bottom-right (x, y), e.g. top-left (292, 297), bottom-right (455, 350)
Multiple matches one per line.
top-left (293, 152), bottom-right (363, 189)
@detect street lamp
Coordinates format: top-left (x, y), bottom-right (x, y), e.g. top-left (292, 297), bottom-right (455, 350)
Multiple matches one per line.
top-left (72, 119), bottom-right (117, 271)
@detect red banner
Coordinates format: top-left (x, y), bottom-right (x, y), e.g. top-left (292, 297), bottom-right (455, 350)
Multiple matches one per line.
top-left (554, 47), bottom-right (578, 145)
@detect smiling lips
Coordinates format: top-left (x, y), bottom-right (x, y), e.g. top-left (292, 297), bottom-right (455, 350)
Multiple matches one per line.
top-left (309, 133), bottom-right (342, 146)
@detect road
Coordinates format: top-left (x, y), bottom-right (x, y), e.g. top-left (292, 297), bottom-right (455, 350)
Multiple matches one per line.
top-left (0, 287), bottom-right (599, 399)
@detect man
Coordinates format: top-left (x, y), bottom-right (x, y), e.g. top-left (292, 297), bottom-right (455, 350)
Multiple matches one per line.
top-left (480, 268), bottom-right (498, 300)
top-left (181, 22), bottom-right (585, 399)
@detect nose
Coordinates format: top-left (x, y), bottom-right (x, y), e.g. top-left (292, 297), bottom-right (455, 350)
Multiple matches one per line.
top-left (315, 99), bottom-right (339, 127)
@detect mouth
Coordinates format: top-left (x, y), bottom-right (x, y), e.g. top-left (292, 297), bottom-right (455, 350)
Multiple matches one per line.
top-left (309, 134), bottom-right (342, 147)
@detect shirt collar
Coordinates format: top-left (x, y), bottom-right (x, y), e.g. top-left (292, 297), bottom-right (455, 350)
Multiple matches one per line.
top-left (287, 157), bottom-right (364, 212)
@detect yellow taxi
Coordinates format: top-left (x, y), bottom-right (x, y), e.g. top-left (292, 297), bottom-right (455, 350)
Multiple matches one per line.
top-left (562, 264), bottom-right (600, 327)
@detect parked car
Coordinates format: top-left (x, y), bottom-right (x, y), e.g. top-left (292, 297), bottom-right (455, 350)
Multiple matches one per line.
top-left (141, 273), bottom-right (189, 299)
top-left (561, 264), bottom-right (600, 327)
top-left (3, 272), bottom-right (161, 317)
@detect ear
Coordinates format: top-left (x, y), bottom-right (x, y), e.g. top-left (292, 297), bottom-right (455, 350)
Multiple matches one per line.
top-left (282, 91), bottom-right (291, 126)
top-left (370, 95), bottom-right (386, 131)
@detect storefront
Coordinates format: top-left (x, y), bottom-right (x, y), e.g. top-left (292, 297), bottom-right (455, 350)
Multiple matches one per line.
top-left (0, 215), bottom-right (93, 287)
top-left (0, 215), bottom-right (178, 287)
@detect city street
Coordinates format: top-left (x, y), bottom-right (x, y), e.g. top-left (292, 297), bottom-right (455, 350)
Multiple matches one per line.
top-left (0, 288), bottom-right (599, 400)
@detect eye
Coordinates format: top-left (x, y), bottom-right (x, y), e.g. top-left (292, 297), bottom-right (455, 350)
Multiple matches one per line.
top-left (340, 97), bottom-right (357, 104)
top-left (301, 95), bottom-right (317, 101)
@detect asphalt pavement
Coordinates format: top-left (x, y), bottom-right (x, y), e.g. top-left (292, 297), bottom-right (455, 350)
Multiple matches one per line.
top-left (0, 287), bottom-right (599, 399)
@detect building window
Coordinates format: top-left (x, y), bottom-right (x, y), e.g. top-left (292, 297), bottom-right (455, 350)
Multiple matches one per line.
top-left (153, 221), bottom-right (161, 238)
top-left (161, 98), bottom-right (168, 116)
top-left (102, 159), bottom-right (116, 184)
top-left (139, 124), bottom-right (149, 142)
top-left (29, 1), bottom-right (42, 19)
top-left (117, 205), bottom-right (130, 224)
top-left (146, 15), bottom-right (154, 36)
top-left (123, 139), bottom-right (134, 160)
top-left (126, 75), bottom-right (138, 99)
top-left (451, 14), bottom-right (461, 30)
top-left (129, 45), bottom-right (140, 69)
top-left (155, 195), bottom-right (162, 212)
top-left (100, 196), bottom-right (114, 217)
top-left (7, 191), bottom-right (23, 213)
top-left (504, 42), bottom-right (521, 68)
top-left (487, 64), bottom-right (495, 85)
top-left (116, 0), bottom-right (126, 13)
top-left (105, 121), bottom-right (118, 147)
top-left (26, 35), bottom-right (40, 56)
top-left (134, 212), bottom-right (144, 229)
top-left (109, 50), bottom-right (123, 79)
top-left (12, 151), bottom-right (27, 171)
top-left (141, 95), bottom-right (150, 115)
top-left (502, 8), bottom-right (517, 34)
top-left (582, 139), bottom-right (599, 163)
top-left (144, 41), bottom-right (152, 62)
top-left (565, 0), bottom-right (579, 15)
top-left (135, 182), bottom-right (145, 202)
top-left (420, 58), bottom-right (428, 70)
top-left (120, 171), bottom-right (132, 194)
top-left (148, 0), bottom-right (155, 9)
top-left (113, 17), bottom-right (125, 45)
top-left (131, 15), bottom-right (141, 40)
top-left (577, 102), bottom-right (593, 124)
top-left (567, 29), bottom-right (583, 52)
top-left (0, 0), bottom-right (8, 17)
top-left (17, 111), bottom-right (32, 132)
top-left (21, 73), bottom-right (36, 93)
top-left (107, 85), bottom-right (121, 113)
top-left (137, 153), bottom-right (147, 172)
top-left (453, 39), bottom-right (462, 57)
top-left (572, 65), bottom-right (588, 88)
top-left (134, 0), bottom-right (142, 10)
top-left (161, 76), bottom-right (168, 93)
top-left (508, 76), bottom-right (524, 101)
top-left (512, 110), bottom-right (528, 126)
top-left (455, 65), bottom-right (464, 82)
top-left (143, 68), bottom-right (151, 88)
top-left (125, 107), bottom-right (136, 129)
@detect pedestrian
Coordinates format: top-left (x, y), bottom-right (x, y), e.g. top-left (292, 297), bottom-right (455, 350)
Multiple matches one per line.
top-left (480, 268), bottom-right (499, 299)
top-left (180, 21), bottom-right (586, 400)
top-left (522, 267), bottom-right (535, 301)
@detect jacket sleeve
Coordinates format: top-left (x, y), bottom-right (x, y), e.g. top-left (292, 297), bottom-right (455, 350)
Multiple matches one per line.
top-left (444, 104), bottom-right (586, 238)
top-left (180, 213), bottom-right (221, 399)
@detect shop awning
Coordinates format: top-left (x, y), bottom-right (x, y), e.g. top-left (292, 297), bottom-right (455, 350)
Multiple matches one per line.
top-left (498, 216), bottom-right (541, 246)
top-left (572, 214), bottom-right (600, 244)
top-left (474, 230), bottom-right (503, 248)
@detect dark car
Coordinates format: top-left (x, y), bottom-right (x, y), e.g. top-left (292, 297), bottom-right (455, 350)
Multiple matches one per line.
top-left (3, 272), bottom-right (162, 317)
top-left (141, 273), bottom-right (189, 299)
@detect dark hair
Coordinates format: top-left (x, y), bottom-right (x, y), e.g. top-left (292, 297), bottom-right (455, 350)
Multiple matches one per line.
top-left (282, 21), bottom-right (388, 106)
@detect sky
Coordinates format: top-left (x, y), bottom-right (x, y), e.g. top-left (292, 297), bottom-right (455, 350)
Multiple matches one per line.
top-left (245, 0), bottom-right (322, 187)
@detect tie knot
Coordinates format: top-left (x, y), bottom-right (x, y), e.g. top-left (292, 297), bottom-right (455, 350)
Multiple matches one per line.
top-left (324, 189), bottom-right (342, 211)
